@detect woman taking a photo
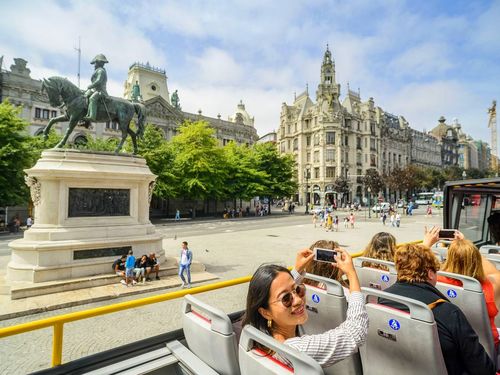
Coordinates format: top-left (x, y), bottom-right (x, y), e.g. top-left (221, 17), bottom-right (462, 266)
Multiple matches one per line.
top-left (242, 248), bottom-right (367, 367)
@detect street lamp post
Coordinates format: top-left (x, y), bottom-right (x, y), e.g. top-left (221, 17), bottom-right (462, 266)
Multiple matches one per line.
top-left (367, 187), bottom-right (372, 219)
top-left (304, 167), bottom-right (310, 214)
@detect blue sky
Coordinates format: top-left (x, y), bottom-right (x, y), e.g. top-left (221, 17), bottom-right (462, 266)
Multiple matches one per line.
top-left (1, 0), bottom-right (499, 143)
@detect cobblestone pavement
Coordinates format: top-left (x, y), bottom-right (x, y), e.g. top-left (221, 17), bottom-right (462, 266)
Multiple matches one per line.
top-left (0, 210), bottom-right (440, 374)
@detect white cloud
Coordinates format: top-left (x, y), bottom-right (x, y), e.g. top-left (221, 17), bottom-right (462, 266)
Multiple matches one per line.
top-left (389, 43), bottom-right (454, 78)
top-left (188, 48), bottom-right (243, 85)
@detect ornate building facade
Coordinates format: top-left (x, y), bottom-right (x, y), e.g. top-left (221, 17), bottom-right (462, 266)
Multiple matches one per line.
top-left (277, 47), bottom-right (489, 206)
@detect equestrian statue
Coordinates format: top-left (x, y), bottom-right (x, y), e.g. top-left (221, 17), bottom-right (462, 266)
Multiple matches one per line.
top-left (41, 54), bottom-right (146, 154)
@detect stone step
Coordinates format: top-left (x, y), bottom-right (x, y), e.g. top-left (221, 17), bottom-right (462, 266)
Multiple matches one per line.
top-left (8, 260), bottom-right (205, 300)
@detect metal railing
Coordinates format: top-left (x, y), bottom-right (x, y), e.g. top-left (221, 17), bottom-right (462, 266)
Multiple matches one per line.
top-left (0, 241), bottom-right (422, 368)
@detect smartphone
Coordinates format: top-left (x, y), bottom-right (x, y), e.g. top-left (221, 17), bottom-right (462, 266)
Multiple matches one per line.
top-left (438, 229), bottom-right (456, 239)
top-left (313, 247), bottom-right (337, 263)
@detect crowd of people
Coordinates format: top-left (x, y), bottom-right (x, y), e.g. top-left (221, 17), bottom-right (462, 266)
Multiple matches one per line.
top-left (312, 210), bottom-right (355, 231)
top-left (241, 213), bottom-right (500, 374)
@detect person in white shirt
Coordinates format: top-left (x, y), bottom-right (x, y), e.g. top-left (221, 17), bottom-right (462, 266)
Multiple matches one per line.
top-left (179, 241), bottom-right (192, 288)
top-left (242, 248), bottom-right (368, 368)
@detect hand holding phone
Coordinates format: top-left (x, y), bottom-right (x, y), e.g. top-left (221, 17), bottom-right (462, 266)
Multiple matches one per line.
top-left (438, 229), bottom-right (456, 239)
top-left (313, 247), bottom-right (337, 263)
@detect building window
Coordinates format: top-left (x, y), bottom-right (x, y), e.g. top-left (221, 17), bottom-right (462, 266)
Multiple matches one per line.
top-left (307, 152), bottom-right (311, 162)
top-left (287, 125), bottom-right (291, 134)
top-left (326, 149), bottom-right (335, 162)
top-left (42, 109), bottom-right (50, 119)
top-left (345, 152), bottom-right (349, 163)
top-left (293, 138), bottom-right (298, 150)
top-left (281, 142), bottom-right (285, 153)
top-left (305, 119), bottom-right (310, 128)
top-left (51, 110), bottom-right (57, 118)
top-left (314, 134), bottom-right (320, 146)
top-left (313, 151), bottom-right (320, 162)
top-left (344, 136), bottom-right (349, 146)
top-left (294, 123), bottom-right (297, 132)
top-left (326, 132), bottom-right (335, 145)
top-left (356, 137), bottom-right (362, 150)
top-left (370, 122), bottom-right (376, 135)
top-left (35, 108), bottom-right (41, 119)
top-left (287, 140), bottom-right (291, 149)
top-left (306, 136), bottom-right (311, 146)
top-left (371, 154), bottom-right (376, 167)
top-left (356, 153), bottom-right (362, 165)
top-left (370, 138), bottom-right (376, 151)
top-left (398, 154), bottom-right (401, 164)
top-left (314, 167), bottom-right (320, 179)
top-left (326, 167), bottom-right (335, 178)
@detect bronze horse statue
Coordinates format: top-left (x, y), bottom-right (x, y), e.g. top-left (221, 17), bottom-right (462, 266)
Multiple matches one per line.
top-left (41, 76), bottom-right (146, 154)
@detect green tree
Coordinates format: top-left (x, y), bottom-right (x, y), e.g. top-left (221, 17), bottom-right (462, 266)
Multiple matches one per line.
top-left (363, 168), bottom-right (385, 196)
top-left (333, 176), bottom-right (350, 203)
top-left (223, 142), bottom-right (267, 204)
top-left (253, 142), bottom-right (297, 213)
top-left (0, 101), bottom-right (37, 206)
top-left (170, 120), bottom-right (227, 217)
top-left (138, 125), bottom-right (177, 198)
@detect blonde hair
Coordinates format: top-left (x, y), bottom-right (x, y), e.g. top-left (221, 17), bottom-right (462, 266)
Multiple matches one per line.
top-left (442, 239), bottom-right (485, 281)
top-left (304, 240), bottom-right (347, 287)
top-left (362, 232), bottom-right (397, 271)
top-left (395, 244), bottom-right (440, 283)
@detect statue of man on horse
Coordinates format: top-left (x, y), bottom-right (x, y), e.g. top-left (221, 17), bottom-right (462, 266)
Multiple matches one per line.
top-left (41, 54), bottom-right (146, 154)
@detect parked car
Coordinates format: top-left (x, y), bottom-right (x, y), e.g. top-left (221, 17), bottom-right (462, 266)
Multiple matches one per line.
top-left (372, 202), bottom-right (391, 213)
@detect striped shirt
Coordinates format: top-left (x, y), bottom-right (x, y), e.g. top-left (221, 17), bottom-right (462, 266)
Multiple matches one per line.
top-left (276, 269), bottom-right (368, 368)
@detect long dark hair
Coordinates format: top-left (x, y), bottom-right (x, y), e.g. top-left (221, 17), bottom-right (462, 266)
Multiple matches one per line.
top-left (242, 264), bottom-right (291, 335)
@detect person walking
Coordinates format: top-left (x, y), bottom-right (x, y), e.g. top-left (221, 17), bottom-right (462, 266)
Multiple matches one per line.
top-left (349, 212), bottom-right (355, 229)
top-left (390, 213), bottom-right (395, 227)
top-left (395, 212), bottom-right (401, 227)
top-left (179, 241), bottom-right (193, 288)
top-left (333, 215), bottom-right (339, 232)
top-left (326, 212), bottom-right (333, 232)
top-left (26, 215), bottom-right (33, 229)
top-left (382, 212), bottom-right (387, 226)
top-left (124, 250), bottom-right (137, 287)
top-left (175, 209), bottom-right (180, 221)
top-left (312, 212), bottom-right (318, 228)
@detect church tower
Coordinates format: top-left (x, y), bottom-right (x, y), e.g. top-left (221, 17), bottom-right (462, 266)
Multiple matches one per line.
top-left (124, 62), bottom-right (170, 104)
top-left (316, 44), bottom-right (341, 112)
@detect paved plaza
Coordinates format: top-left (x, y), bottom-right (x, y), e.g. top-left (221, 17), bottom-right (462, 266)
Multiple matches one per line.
top-left (0, 210), bottom-right (441, 374)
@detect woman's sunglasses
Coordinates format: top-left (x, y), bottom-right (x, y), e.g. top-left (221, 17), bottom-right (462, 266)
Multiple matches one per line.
top-left (272, 284), bottom-right (307, 308)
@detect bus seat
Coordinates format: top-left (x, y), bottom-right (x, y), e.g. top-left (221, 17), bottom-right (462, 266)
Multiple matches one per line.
top-left (302, 273), bottom-right (363, 375)
top-left (431, 241), bottom-right (451, 262)
top-left (182, 294), bottom-right (240, 375)
top-left (360, 287), bottom-right (447, 375)
top-left (435, 271), bottom-right (496, 362)
top-left (354, 257), bottom-right (397, 294)
top-left (480, 246), bottom-right (500, 271)
top-left (238, 325), bottom-right (324, 375)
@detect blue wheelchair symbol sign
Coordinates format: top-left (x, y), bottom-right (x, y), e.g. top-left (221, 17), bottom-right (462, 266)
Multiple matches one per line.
top-left (381, 275), bottom-right (390, 282)
top-left (312, 294), bottom-right (320, 303)
top-left (389, 319), bottom-right (400, 331)
top-left (447, 289), bottom-right (457, 298)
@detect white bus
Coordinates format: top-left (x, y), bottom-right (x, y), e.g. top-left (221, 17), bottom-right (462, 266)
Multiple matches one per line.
top-left (415, 192), bottom-right (434, 206)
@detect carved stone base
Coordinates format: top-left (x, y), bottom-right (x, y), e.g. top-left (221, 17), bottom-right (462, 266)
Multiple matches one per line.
top-left (7, 149), bottom-right (163, 283)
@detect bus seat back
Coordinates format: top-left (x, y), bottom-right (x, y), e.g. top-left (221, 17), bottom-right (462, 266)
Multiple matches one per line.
top-left (360, 288), bottom-right (447, 375)
top-left (182, 294), bottom-right (240, 375)
top-left (354, 257), bottom-right (397, 294)
top-left (302, 273), bottom-right (363, 374)
top-left (436, 271), bottom-right (496, 361)
top-left (239, 325), bottom-right (324, 375)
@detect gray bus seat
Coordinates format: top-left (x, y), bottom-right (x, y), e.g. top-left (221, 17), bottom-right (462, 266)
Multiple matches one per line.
top-left (166, 340), bottom-right (219, 375)
top-left (239, 325), bottom-right (324, 374)
top-left (302, 273), bottom-right (363, 375)
top-left (431, 241), bottom-right (451, 262)
top-left (354, 257), bottom-right (397, 294)
top-left (435, 271), bottom-right (496, 362)
top-left (480, 245), bottom-right (500, 271)
top-left (360, 287), bottom-right (447, 375)
top-left (182, 294), bottom-right (240, 375)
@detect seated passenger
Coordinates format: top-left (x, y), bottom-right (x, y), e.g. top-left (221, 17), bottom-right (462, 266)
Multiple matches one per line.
top-left (361, 232), bottom-right (396, 270)
top-left (303, 240), bottom-right (350, 297)
top-left (488, 211), bottom-right (500, 246)
top-left (242, 248), bottom-right (368, 368)
top-left (379, 243), bottom-right (495, 375)
top-left (438, 238), bottom-right (500, 348)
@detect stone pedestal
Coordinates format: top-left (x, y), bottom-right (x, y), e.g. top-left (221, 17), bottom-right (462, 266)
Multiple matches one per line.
top-left (7, 149), bottom-right (163, 283)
